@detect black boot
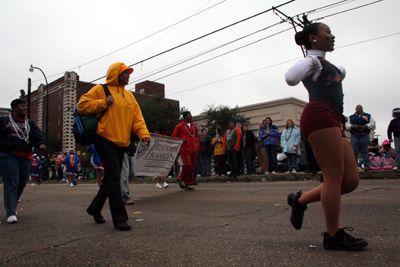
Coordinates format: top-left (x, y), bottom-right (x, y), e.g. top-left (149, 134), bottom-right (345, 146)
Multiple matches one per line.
top-left (322, 227), bottom-right (368, 251)
top-left (287, 191), bottom-right (307, 230)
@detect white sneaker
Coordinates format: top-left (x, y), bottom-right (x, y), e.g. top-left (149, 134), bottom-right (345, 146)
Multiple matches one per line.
top-left (156, 183), bottom-right (163, 189)
top-left (285, 171), bottom-right (290, 174)
top-left (61, 179), bottom-right (66, 181)
top-left (264, 172), bottom-right (271, 175)
top-left (167, 175), bottom-right (172, 178)
top-left (271, 171), bottom-right (277, 175)
top-left (292, 169), bottom-right (297, 174)
top-left (197, 174), bottom-right (201, 177)
top-left (66, 180), bottom-right (70, 186)
top-left (163, 182), bottom-right (169, 188)
top-left (70, 183), bottom-right (74, 187)
top-left (153, 177), bottom-right (158, 179)
top-left (7, 215), bottom-right (18, 224)
top-left (393, 166), bottom-right (398, 170)
top-left (31, 183), bottom-right (35, 187)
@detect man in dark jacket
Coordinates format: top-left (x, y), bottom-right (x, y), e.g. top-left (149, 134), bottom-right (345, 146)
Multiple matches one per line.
top-left (345, 105), bottom-right (376, 171)
top-left (199, 128), bottom-right (212, 176)
top-left (242, 124), bottom-right (256, 175)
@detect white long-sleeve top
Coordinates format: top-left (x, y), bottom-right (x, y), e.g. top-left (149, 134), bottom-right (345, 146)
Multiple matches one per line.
top-left (285, 50), bottom-right (346, 86)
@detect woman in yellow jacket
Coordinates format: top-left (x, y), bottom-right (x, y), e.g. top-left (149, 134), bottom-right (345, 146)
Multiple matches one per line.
top-left (212, 126), bottom-right (227, 176)
top-left (78, 62), bottom-right (150, 231)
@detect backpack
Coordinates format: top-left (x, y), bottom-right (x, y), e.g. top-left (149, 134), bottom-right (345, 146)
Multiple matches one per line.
top-left (73, 85), bottom-right (111, 146)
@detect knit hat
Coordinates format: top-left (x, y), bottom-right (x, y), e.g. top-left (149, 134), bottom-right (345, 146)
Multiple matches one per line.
top-left (382, 139), bottom-right (390, 146)
top-left (119, 63), bottom-right (134, 75)
top-left (11, 99), bottom-right (26, 108)
top-left (182, 111), bottom-right (191, 119)
top-left (392, 108), bottom-right (400, 118)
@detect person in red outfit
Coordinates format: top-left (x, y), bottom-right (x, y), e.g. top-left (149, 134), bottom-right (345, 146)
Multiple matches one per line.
top-left (171, 111), bottom-right (199, 190)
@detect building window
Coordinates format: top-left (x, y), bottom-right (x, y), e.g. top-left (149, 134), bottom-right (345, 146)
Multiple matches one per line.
top-left (59, 90), bottom-right (61, 97)
top-left (58, 104), bottom-right (60, 111)
top-left (33, 114), bottom-right (36, 120)
top-left (140, 89), bottom-right (145, 94)
top-left (58, 132), bottom-right (60, 140)
top-left (58, 118), bottom-right (60, 125)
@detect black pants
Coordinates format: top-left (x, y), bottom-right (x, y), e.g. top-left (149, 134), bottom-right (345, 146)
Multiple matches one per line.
top-left (304, 138), bottom-right (320, 171)
top-left (226, 150), bottom-right (240, 176)
top-left (87, 135), bottom-right (128, 224)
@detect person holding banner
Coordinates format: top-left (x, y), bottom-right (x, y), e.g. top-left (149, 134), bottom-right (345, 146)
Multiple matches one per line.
top-left (78, 62), bottom-right (151, 231)
top-left (172, 111), bottom-right (199, 190)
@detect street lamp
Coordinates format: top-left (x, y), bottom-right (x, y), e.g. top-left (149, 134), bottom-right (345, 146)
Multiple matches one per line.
top-left (29, 64), bottom-right (49, 151)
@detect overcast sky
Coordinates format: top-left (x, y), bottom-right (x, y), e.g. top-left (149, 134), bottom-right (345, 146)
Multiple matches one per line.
top-left (1, 0), bottom-right (399, 143)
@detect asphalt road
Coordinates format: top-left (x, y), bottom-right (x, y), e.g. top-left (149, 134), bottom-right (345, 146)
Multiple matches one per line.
top-left (0, 179), bottom-right (399, 266)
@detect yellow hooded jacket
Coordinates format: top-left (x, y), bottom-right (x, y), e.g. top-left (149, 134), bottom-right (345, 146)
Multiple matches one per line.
top-left (77, 62), bottom-right (150, 147)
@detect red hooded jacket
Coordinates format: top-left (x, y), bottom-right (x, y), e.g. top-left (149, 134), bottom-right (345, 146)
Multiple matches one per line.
top-left (172, 121), bottom-right (199, 154)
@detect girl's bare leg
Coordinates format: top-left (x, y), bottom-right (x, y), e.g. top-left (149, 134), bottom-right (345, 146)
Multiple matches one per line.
top-left (298, 127), bottom-right (358, 236)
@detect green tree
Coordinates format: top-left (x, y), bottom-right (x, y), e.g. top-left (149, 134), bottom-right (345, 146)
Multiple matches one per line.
top-left (200, 104), bottom-right (249, 136)
top-left (138, 94), bottom-right (181, 135)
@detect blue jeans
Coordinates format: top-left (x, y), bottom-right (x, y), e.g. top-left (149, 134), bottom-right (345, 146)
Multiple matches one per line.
top-left (120, 153), bottom-right (135, 203)
top-left (200, 152), bottom-right (211, 176)
top-left (0, 152), bottom-right (32, 217)
top-left (350, 135), bottom-right (370, 168)
top-left (394, 136), bottom-right (400, 168)
top-left (242, 146), bottom-right (256, 174)
top-left (286, 153), bottom-right (298, 171)
top-left (82, 167), bottom-right (89, 180)
top-left (264, 145), bottom-right (277, 172)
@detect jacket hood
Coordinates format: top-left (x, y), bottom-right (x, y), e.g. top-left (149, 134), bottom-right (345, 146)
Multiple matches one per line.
top-left (106, 62), bottom-right (124, 86)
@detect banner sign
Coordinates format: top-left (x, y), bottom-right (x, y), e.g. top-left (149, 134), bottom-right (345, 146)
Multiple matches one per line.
top-left (135, 134), bottom-right (183, 177)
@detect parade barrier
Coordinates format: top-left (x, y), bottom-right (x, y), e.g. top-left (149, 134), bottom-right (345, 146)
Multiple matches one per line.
top-left (135, 134), bottom-right (183, 177)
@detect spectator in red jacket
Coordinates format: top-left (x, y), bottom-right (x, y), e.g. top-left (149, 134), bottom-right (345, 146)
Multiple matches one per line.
top-left (171, 111), bottom-right (199, 190)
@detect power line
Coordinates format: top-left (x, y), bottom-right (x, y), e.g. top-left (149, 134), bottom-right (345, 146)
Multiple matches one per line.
top-left (24, 0), bottom-right (386, 106)
top-left (128, 21), bottom-right (286, 84)
top-left (311, 0), bottom-right (383, 22)
top-left (24, 0), bottom-right (295, 105)
top-left (126, 0), bottom-right (225, 65)
top-left (129, 0), bottom-right (359, 85)
top-left (152, 28), bottom-right (292, 83)
top-left (165, 31), bottom-right (400, 97)
top-left (29, 0), bottom-right (227, 84)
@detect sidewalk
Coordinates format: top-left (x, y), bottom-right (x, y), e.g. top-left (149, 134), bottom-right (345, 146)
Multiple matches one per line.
top-left (167, 169), bottom-right (400, 183)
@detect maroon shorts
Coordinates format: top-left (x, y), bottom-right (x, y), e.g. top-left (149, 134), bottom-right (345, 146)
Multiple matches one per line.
top-left (300, 100), bottom-right (345, 138)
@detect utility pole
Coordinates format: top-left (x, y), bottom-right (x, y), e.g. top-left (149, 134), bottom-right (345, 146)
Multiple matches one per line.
top-left (273, 7), bottom-right (311, 57)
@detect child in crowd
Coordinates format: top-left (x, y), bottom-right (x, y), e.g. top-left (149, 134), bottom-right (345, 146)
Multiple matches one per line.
top-left (379, 140), bottom-right (396, 170)
top-left (30, 154), bottom-right (42, 186)
top-left (368, 138), bottom-right (381, 157)
top-left (63, 149), bottom-right (80, 187)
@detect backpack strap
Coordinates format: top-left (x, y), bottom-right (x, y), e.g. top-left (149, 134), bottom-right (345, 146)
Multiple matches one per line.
top-left (97, 85), bottom-right (112, 122)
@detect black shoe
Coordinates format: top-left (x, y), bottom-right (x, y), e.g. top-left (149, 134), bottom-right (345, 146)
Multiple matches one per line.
top-left (114, 221), bottom-right (132, 231)
top-left (178, 180), bottom-right (185, 189)
top-left (185, 185), bottom-right (195, 191)
top-left (322, 227), bottom-right (368, 251)
top-left (305, 170), bottom-right (313, 173)
top-left (86, 208), bottom-right (105, 224)
top-left (193, 182), bottom-right (199, 185)
top-left (287, 191), bottom-right (307, 230)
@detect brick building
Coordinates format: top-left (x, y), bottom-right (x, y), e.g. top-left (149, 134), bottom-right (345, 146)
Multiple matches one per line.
top-left (28, 71), bottom-right (178, 156)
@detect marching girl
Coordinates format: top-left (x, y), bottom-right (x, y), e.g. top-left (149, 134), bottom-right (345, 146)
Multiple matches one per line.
top-left (285, 23), bottom-right (368, 250)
